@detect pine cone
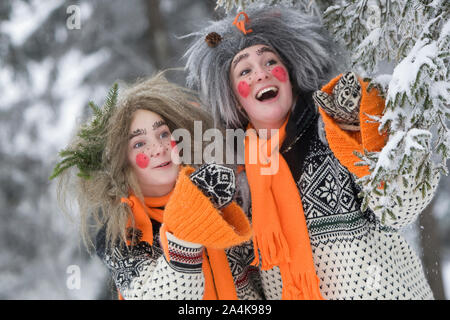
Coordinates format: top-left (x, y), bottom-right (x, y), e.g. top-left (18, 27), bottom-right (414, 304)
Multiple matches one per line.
top-left (205, 32), bottom-right (222, 48)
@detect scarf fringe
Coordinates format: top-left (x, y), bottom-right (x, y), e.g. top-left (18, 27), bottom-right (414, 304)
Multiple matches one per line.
top-left (251, 231), bottom-right (291, 270)
top-left (283, 271), bottom-right (324, 300)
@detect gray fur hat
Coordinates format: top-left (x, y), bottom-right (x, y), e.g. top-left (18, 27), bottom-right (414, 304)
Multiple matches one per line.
top-left (184, 4), bottom-right (340, 129)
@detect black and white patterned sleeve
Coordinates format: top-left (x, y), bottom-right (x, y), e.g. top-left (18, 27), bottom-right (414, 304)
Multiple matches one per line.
top-left (96, 227), bottom-right (205, 300)
top-left (367, 167), bottom-right (440, 230)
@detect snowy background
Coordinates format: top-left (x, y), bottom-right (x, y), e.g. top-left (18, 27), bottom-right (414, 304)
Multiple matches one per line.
top-left (0, 0), bottom-right (448, 299)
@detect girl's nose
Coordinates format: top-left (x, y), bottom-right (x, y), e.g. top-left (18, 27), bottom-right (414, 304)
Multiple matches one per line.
top-left (255, 67), bottom-right (270, 82)
top-left (149, 142), bottom-right (165, 158)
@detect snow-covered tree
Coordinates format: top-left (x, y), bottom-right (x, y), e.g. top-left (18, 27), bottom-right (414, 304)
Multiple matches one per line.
top-left (325, 0), bottom-right (449, 225)
top-left (215, 0), bottom-right (332, 16)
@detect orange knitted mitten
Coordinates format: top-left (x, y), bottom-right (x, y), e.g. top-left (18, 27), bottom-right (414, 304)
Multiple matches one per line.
top-left (317, 73), bottom-right (387, 178)
top-left (163, 166), bottom-right (252, 249)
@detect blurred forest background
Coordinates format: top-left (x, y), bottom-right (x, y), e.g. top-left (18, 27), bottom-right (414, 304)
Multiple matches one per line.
top-left (0, 0), bottom-right (449, 299)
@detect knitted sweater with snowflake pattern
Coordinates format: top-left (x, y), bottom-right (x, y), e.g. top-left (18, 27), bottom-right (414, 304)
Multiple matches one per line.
top-left (248, 90), bottom-right (438, 300)
top-left (96, 87), bottom-right (438, 301)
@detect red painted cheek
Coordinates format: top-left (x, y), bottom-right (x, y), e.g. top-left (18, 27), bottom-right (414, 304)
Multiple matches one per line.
top-left (170, 140), bottom-right (177, 148)
top-left (237, 81), bottom-right (250, 98)
top-left (136, 153), bottom-right (149, 169)
top-left (271, 66), bottom-right (287, 82)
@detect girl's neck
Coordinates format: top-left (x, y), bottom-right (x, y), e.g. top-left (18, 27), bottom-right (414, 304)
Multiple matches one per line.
top-left (251, 114), bottom-right (290, 140)
top-left (141, 183), bottom-right (175, 198)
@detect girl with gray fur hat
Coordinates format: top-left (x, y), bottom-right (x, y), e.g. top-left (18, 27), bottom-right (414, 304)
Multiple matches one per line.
top-left (184, 4), bottom-right (439, 300)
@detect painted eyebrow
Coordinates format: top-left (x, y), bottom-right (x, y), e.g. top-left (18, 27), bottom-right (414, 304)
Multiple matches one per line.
top-left (256, 46), bottom-right (276, 56)
top-left (129, 128), bottom-right (146, 140)
top-left (232, 47), bottom-right (276, 70)
top-left (152, 120), bottom-right (167, 130)
top-left (232, 53), bottom-right (249, 70)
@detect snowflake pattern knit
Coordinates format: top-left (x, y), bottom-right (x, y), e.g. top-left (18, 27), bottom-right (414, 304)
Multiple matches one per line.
top-left (96, 93), bottom-right (438, 300)
top-left (250, 115), bottom-right (438, 300)
top-left (96, 202), bottom-right (264, 300)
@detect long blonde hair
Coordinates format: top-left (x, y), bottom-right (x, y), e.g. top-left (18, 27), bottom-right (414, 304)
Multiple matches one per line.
top-left (56, 72), bottom-right (216, 252)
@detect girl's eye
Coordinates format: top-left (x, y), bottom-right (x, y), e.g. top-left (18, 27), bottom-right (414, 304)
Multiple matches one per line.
top-left (133, 141), bottom-right (145, 149)
top-left (239, 69), bottom-right (250, 77)
top-left (266, 59), bottom-right (277, 67)
top-left (160, 131), bottom-right (170, 139)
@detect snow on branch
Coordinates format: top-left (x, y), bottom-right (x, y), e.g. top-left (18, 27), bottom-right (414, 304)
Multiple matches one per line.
top-left (215, 0), bottom-right (322, 14)
top-left (329, 0), bottom-right (450, 223)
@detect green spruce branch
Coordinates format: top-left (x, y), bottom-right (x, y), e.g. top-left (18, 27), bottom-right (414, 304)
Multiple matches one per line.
top-left (49, 83), bottom-right (119, 180)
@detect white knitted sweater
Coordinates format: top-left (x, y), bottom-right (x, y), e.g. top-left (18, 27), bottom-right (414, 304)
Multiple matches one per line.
top-left (250, 116), bottom-right (439, 300)
top-left (96, 114), bottom-right (438, 300)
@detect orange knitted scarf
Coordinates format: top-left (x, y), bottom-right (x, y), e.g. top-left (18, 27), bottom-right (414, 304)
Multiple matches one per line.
top-left (121, 192), bottom-right (238, 300)
top-left (244, 117), bottom-right (323, 300)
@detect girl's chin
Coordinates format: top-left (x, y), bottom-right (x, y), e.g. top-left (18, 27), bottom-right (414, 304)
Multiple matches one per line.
top-left (138, 167), bottom-right (179, 187)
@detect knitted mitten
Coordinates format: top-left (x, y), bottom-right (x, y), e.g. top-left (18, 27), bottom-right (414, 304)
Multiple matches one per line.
top-left (317, 72), bottom-right (387, 178)
top-left (313, 72), bottom-right (362, 128)
top-left (189, 163), bottom-right (235, 209)
top-left (162, 165), bottom-right (251, 249)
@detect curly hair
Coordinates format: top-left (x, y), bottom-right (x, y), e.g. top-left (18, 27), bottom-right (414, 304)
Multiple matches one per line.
top-left (184, 4), bottom-right (341, 129)
top-left (56, 72), bottom-right (216, 252)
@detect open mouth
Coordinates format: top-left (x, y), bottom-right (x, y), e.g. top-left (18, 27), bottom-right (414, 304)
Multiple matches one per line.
top-left (154, 161), bottom-right (171, 168)
top-left (255, 86), bottom-right (279, 102)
